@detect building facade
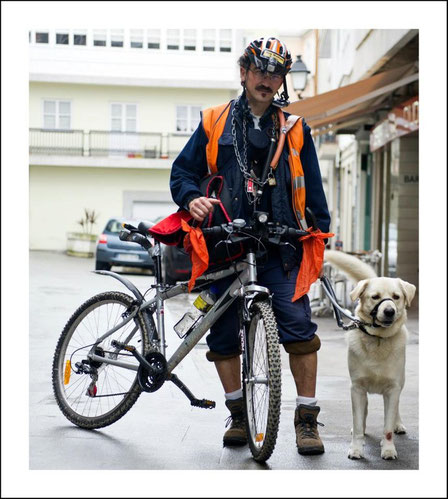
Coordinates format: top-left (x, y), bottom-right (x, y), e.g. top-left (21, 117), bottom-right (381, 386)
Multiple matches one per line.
top-left (287, 29), bottom-right (419, 293)
top-left (29, 28), bottom-right (244, 250)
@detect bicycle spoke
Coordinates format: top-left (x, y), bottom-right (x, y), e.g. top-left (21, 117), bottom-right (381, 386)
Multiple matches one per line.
top-left (52, 292), bottom-right (151, 429)
top-left (243, 301), bottom-right (281, 462)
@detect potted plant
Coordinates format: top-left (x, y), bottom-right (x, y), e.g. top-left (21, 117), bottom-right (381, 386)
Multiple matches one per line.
top-left (66, 208), bottom-right (100, 257)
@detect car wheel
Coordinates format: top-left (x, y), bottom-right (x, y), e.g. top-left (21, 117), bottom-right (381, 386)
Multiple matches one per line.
top-left (95, 260), bottom-right (111, 271)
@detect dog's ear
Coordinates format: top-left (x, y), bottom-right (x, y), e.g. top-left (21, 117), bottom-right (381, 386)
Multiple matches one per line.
top-left (350, 279), bottom-right (369, 302)
top-left (399, 279), bottom-right (416, 307)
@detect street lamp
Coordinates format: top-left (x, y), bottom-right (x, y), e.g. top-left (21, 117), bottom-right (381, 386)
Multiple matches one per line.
top-left (289, 55), bottom-right (310, 99)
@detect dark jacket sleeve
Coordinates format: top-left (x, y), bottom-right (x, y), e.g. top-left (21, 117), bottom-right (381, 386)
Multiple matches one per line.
top-left (300, 120), bottom-right (331, 235)
top-left (169, 121), bottom-right (209, 210)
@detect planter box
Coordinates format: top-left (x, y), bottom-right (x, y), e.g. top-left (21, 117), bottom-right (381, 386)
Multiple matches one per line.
top-left (66, 232), bottom-right (98, 258)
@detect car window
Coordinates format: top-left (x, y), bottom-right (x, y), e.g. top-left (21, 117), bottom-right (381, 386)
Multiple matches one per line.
top-left (105, 220), bottom-right (134, 233)
top-left (105, 218), bottom-right (158, 234)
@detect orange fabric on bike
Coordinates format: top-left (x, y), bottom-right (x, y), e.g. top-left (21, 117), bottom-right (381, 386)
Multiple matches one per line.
top-left (181, 219), bottom-right (209, 292)
top-left (292, 228), bottom-right (335, 301)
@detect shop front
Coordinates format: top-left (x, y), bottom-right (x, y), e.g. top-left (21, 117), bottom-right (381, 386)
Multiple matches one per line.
top-left (370, 96), bottom-right (419, 289)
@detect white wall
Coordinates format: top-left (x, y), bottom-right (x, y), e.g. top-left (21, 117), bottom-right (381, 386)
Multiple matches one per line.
top-left (29, 82), bottom-right (236, 133)
top-left (29, 165), bottom-right (172, 250)
top-left (352, 29), bottom-right (417, 80)
top-left (317, 29), bottom-right (416, 94)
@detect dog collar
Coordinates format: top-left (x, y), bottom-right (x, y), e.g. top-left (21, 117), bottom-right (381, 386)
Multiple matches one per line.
top-left (358, 323), bottom-right (383, 338)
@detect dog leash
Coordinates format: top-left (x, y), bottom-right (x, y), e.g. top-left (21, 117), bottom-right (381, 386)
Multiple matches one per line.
top-left (319, 275), bottom-right (386, 338)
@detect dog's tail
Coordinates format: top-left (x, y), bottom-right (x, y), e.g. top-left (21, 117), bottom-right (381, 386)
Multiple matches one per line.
top-left (324, 250), bottom-right (377, 283)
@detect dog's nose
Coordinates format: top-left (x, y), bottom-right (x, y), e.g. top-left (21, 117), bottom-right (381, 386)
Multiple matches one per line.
top-left (384, 308), bottom-right (395, 317)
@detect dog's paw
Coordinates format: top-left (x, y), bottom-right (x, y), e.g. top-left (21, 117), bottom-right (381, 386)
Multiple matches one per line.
top-left (348, 446), bottom-right (364, 459)
top-left (394, 423), bottom-right (407, 434)
top-left (380, 440), bottom-right (398, 460)
top-left (381, 447), bottom-right (398, 460)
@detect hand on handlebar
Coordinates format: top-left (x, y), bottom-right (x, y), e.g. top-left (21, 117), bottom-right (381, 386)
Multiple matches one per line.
top-left (188, 196), bottom-right (221, 222)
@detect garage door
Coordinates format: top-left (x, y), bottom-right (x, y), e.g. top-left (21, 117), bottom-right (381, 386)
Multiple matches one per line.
top-left (131, 201), bottom-right (178, 223)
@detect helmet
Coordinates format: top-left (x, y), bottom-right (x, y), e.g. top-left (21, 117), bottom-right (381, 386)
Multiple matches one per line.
top-left (244, 37), bottom-right (292, 75)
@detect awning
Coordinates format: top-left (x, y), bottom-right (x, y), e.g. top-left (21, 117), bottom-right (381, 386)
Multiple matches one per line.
top-left (284, 63), bottom-right (419, 135)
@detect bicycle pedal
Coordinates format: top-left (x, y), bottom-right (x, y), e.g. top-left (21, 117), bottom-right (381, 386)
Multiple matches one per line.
top-left (191, 398), bottom-right (216, 409)
top-left (111, 340), bottom-right (135, 352)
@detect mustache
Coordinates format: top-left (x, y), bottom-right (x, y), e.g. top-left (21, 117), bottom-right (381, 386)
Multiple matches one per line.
top-left (255, 85), bottom-right (273, 93)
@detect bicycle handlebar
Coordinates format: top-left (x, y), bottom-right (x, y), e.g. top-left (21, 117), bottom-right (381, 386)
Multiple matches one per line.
top-left (202, 221), bottom-right (308, 239)
top-left (119, 226), bottom-right (152, 250)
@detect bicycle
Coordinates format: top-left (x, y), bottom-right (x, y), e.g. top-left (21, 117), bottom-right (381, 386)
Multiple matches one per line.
top-left (52, 211), bottom-right (309, 463)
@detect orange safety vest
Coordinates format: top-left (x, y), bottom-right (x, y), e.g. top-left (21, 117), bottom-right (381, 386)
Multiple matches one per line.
top-left (201, 101), bottom-right (334, 301)
top-left (202, 102), bottom-right (308, 230)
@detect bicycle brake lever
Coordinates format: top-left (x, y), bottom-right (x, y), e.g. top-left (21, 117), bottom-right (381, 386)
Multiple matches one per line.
top-left (278, 241), bottom-right (296, 250)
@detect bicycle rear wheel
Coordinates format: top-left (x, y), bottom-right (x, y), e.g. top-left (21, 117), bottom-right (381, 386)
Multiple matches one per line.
top-left (243, 300), bottom-right (281, 462)
top-left (52, 291), bottom-right (150, 429)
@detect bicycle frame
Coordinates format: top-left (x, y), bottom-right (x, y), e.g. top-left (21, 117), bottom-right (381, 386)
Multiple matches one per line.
top-left (88, 243), bottom-right (270, 376)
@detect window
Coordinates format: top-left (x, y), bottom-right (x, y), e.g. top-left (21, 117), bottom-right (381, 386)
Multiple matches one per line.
top-left (110, 29), bottom-right (124, 48)
top-left (93, 30), bottom-right (107, 47)
top-left (36, 32), bottom-right (49, 44)
top-left (147, 29), bottom-right (160, 49)
top-left (219, 29), bottom-right (232, 52)
top-left (43, 100), bottom-right (71, 130)
top-left (74, 31), bottom-right (87, 46)
top-left (202, 29), bottom-right (216, 52)
top-left (56, 32), bottom-right (69, 45)
top-left (183, 29), bottom-right (196, 51)
top-left (109, 104), bottom-right (138, 157)
top-left (110, 103), bottom-right (137, 132)
top-left (176, 105), bottom-right (201, 133)
top-left (167, 29), bottom-right (180, 50)
top-left (130, 29), bottom-right (143, 48)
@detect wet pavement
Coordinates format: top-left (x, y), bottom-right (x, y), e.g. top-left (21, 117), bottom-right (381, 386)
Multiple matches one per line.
top-left (26, 250), bottom-right (422, 475)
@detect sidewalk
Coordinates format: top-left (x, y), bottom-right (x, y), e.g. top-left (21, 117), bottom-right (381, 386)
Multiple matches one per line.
top-left (28, 251), bottom-right (419, 471)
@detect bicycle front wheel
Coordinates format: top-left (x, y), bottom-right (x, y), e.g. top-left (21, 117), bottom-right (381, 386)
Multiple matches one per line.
top-left (52, 291), bottom-right (150, 429)
top-left (243, 300), bottom-right (282, 462)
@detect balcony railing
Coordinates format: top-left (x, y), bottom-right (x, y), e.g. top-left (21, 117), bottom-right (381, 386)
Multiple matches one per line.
top-left (29, 128), bottom-right (84, 156)
top-left (29, 128), bottom-right (192, 159)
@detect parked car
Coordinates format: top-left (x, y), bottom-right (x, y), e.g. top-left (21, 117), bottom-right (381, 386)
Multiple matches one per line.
top-left (95, 217), bottom-right (156, 272)
top-left (161, 244), bottom-right (192, 285)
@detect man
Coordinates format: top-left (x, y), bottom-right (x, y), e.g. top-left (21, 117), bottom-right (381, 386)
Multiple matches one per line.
top-left (170, 37), bottom-right (331, 455)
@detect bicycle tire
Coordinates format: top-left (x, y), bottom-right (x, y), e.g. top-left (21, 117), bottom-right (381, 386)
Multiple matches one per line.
top-left (52, 291), bottom-right (151, 429)
top-left (243, 300), bottom-right (282, 462)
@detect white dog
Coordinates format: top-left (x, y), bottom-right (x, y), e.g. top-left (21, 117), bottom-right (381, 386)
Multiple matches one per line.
top-left (324, 250), bottom-right (416, 460)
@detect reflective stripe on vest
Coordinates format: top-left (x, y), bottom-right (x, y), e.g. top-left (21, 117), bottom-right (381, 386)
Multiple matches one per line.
top-left (286, 124), bottom-right (308, 230)
top-left (202, 102), bottom-right (308, 230)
